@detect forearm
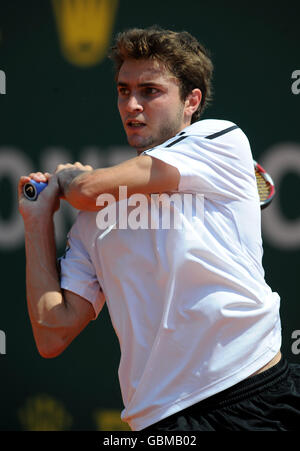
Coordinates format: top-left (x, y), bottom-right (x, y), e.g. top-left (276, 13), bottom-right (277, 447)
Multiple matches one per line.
top-left (56, 155), bottom-right (179, 212)
top-left (24, 217), bottom-right (70, 357)
top-left (56, 156), bottom-right (158, 211)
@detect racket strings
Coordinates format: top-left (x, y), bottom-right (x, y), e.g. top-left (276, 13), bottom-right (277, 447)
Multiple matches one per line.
top-left (255, 169), bottom-right (271, 202)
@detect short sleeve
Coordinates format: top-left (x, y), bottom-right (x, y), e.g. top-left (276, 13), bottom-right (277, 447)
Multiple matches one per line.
top-left (143, 122), bottom-right (257, 204)
top-left (59, 219), bottom-right (105, 319)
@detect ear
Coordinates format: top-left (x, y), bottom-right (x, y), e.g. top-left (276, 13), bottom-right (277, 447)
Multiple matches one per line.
top-left (184, 88), bottom-right (202, 118)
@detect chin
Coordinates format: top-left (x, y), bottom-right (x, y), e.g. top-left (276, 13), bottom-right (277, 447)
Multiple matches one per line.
top-left (128, 137), bottom-right (155, 153)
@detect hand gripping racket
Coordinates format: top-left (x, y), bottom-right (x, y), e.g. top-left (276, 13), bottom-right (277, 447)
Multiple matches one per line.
top-left (23, 161), bottom-right (276, 209)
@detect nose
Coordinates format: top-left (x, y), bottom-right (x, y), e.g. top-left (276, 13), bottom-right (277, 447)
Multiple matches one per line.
top-left (126, 94), bottom-right (143, 113)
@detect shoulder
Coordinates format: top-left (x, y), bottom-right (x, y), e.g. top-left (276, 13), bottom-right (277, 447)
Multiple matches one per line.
top-left (183, 119), bottom-right (242, 138)
top-left (142, 118), bottom-right (252, 170)
top-left (182, 119), bottom-right (251, 154)
top-left (154, 119), bottom-right (249, 149)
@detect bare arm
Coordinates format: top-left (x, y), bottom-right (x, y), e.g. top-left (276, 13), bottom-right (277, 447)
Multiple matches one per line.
top-left (56, 155), bottom-right (180, 211)
top-left (19, 174), bottom-right (94, 358)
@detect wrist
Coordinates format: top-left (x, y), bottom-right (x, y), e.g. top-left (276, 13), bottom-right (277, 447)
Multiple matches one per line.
top-left (23, 211), bottom-right (54, 234)
top-left (57, 168), bottom-right (88, 197)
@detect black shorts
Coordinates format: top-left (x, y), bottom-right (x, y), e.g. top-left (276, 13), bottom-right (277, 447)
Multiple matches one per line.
top-left (143, 357), bottom-right (300, 431)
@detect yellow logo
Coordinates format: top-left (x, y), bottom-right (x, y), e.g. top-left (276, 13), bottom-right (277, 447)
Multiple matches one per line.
top-left (52, 0), bottom-right (119, 67)
top-left (93, 409), bottom-right (131, 431)
top-left (18, 394), bottom-right (73, 431)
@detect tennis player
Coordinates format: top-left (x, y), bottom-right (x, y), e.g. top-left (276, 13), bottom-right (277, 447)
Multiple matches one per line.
top-left (18, 27), bottom-right (300, 431)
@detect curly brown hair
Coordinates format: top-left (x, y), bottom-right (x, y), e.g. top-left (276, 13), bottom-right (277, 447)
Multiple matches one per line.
top-left (109, 26), bottom-right (214, 122)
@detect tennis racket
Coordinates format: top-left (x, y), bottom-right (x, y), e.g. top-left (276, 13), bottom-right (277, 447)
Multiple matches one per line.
top-left (254, 160), bottom-right (275, 209)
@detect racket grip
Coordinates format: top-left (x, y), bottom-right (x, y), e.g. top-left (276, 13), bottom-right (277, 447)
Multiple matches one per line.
top-left (23, 180), bottom-right (48, 201)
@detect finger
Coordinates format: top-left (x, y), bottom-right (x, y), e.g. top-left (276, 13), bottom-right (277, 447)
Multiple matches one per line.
top-left (55, 163), bottom-right (73, 173)
top-left (44, 172), bottom-right (52, 181)
top-left (74, 162), bottom-right (93, 171)
top-left (28, 172), bottom-right (48, 183)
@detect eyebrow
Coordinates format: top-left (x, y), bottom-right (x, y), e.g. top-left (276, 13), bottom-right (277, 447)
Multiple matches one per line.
top-left (117, 81), bottom-right (164, 88)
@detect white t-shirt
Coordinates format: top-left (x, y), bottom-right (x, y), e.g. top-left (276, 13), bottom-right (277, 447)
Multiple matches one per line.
top-left (60, 119), bottom-right (281, 431)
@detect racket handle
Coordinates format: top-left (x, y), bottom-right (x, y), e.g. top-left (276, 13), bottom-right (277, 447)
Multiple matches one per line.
top-left (23, 180), bottom-right (48, 201)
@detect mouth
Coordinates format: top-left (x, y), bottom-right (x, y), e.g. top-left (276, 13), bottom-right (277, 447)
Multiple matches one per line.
top-left (126, 120), bottom-right (146, 129)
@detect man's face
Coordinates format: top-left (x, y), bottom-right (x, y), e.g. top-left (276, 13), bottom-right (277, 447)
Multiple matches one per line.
top-left (117, 58), bottom-right (189, 153)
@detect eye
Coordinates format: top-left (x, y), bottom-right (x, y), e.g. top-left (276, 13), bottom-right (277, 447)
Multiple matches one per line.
top-left (142, 87), bottom-right (160, 96)
top-left (118, 86), bottom-right (130, 96)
